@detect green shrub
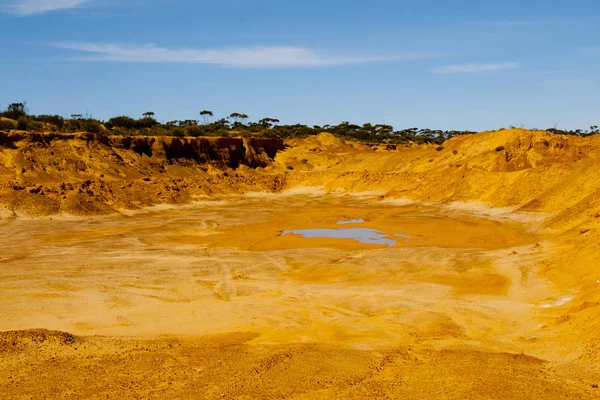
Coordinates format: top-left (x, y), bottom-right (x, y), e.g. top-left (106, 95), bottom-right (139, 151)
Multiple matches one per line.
top-left (36, 114), bottom-right (64, 129)
top-left (0, 119), bottom-right (15, 130)
top-left (185, 126), bottom-right (206, 137)
top-left (83, 119), bottom-right (103, 133)
top-left (172, 127), bottom-right (185, 137)
top-left (27, 120), bottom-right (45, 131)
top-left (0, 103), bottom-right (27, 120)
top-left (16, 117), bottom-right (29, 131)
top-left (108, 116), bottom-right (137, 129)
top-left (436, 146), bottom-right (444, 151)
top-left (137, 117), bottom-right (158, 129)
top-left (147, 126), bottom-right (169, 136)
top-left (63, 119), bottom-right (82, 132)
top-left (495, 146), bottom-right (505, 152)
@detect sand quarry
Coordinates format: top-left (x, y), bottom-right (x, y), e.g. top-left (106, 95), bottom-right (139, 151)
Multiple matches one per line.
top-left (1, 129), bottom-right (600, 399)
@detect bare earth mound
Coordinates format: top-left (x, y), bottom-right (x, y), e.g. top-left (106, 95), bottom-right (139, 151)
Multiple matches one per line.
top-left (1, 129), bottom-right (600, 399)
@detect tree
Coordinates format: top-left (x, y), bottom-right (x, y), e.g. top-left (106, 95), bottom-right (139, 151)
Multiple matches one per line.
top-left (143, 111), bottom-right (155, 118)
top-left (70, 114), bottom-right (83, 120)
top-left (200, 110), bottom-right (213, 124)
top-left (1, 102), bottom-right (28, 120)
top-left (228, 112), bottom-right (241, 123)
top-left (179, 119), bottom-right (198, 127)
top-left (259, 118), bottom-right (280, 129)
top-left (240, 114), bottom-right (249, 124)
top-left (374, 124), bottom-right (394, 135)
top-left (108, 116), bottom-right (136, 129)
top-left (214, 118), bottom-right (230, 129)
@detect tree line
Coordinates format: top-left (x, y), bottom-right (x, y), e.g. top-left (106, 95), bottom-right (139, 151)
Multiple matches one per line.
top-left (1, 102), bottom-right (598, 145)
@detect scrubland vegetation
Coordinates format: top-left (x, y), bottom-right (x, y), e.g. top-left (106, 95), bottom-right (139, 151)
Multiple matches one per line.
top-left (1, 102), bottom-right (598, 145)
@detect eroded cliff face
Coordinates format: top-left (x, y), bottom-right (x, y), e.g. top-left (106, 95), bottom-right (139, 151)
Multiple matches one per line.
top-left (0, 132), bottom-right (286, 216)
top-left (109, 136), bottom-right (284, 168)
top-left (0, 133), bottom-right (284, 169)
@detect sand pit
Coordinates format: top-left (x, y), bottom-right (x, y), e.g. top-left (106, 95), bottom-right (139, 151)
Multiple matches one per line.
top-left (2, 192), bottom-right (599, 398)
top-left (2, 130), bottom-right (600, 398)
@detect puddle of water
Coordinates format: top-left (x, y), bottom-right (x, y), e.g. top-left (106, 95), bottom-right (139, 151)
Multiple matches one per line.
top-left (337, 219), bottom-right (365, 225)
top-left (282, 228), bottom-right (396, 247)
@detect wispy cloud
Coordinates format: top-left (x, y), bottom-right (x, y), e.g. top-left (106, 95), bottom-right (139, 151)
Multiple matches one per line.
top-left (430, 62), bottom-right (520, 74)
top-left (4, 0), bottom-right (90, 15)
top-left (51, 42), bottom-right (433, 68)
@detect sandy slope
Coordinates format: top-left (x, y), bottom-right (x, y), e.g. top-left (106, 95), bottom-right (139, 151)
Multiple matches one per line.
top-left (1, 129), bottom-right (600, 399)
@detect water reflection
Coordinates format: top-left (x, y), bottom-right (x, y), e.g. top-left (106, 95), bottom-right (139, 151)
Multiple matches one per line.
top-left (282, 228), bottom-right (396, 247)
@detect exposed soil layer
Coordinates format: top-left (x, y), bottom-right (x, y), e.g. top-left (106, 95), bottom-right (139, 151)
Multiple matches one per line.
top-left (0, 132), bottom-right (285, 216)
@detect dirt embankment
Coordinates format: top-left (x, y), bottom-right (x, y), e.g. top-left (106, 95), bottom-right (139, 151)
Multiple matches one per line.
top-left (0, 132), bottom-right (285, 216)
top-left (2, 128), bottom-right (600, 231)
top-left (278, 130), bottom-right (600, 229)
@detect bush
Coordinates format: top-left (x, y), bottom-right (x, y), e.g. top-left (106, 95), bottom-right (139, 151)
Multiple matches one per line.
top-left (185, 126), bottom-right (207, 137)
top-left (83, 119), bottom-right (103, 133)
top-left (495, 146), bottom-right (505, 152)
top-left (137, 117), bottom-right (158, 129)
top-left (16, 117), bottom-right (29, 131)
top-left (147, 126), bottom-right (169, 136)
top-left (171, 127), bottom-right (185, 137)
top-left (63, 119), bottom-right (82, 132)
top-left (27, 120), bottom-right (45, 131)
top-left (436, 146), bottom-right (444, 151)
top-left (36, 114), bottom-right (64, 129)
top-left (0, 103), bottom-right (27, 120)
top-left (108, 116), bottom-right (137, 129)
top-left (0, 119), bottom-right (15, 130)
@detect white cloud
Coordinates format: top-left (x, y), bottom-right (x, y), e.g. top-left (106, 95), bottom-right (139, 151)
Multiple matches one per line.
top-left (430, 62), bottom-right (520, 74)
top-left (4, 0), bottom-right (89, 15)
top-left (51, 42), bottom-right (432, 68)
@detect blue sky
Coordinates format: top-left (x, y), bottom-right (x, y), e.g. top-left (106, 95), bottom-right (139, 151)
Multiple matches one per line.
top-left (0, 0), bottom-right (599, 130)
